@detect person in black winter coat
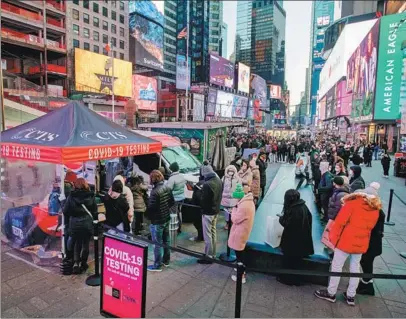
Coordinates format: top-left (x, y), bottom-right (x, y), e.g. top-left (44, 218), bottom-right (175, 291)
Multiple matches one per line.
top-left (147, 170), bottom-right (175, 272)
top-left (318, 162), bottom-right (334, 222)
top-left (63, 178), bottom-right (97, 274)
top-left (278, 189), bottom-right (314, 286)
top-left (381, 151), bottom-right (391, 178)
top-left (257, 152), bottom-right (268, 198)
top-left (349, 165), bottom-right (365, 192)
top-left (358, 209), bottom-right (385, 296)
top-left (103, 180), bottom-right (130, 232)
top-left (327, 177), bottom-right (350, 220)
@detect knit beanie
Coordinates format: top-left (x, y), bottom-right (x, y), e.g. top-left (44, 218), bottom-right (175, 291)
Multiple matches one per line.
top-left (232, 183), bottom-right (245, 199)
top-left (333, 176), bottom-right (344, 186)
top-left (200, 163), bottom-right (214, 177)
top-left (364, 182), bottom-right (380, 197)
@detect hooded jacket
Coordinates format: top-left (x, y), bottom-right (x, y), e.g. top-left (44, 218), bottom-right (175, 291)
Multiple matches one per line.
top-left (381, 154), bottom-right (391, 169)
top-left (63, 189), bottom-right (97, 236)
top-left (228, 193), bottom-right (255, 251)
top-left (249, 160), bottom-right (261, 198)
top-left (103, 190), bottom-right (131, 231)
top-left (327, 185), bottom-right (350, 220)
top-left (131, 182), bottom-right (148, 213)
top-left (279, 199), bottom-right (314, 257)
top-left (349, 166), bottom-right (365, 192)
top-left (167, 171), bottom-right (186, 202)
top-left (113, 175), bottom-right (134, 221)
top-left (329, 193), bottom-right (380, 254)
top-left (221, 165), bottom-right (240, 208)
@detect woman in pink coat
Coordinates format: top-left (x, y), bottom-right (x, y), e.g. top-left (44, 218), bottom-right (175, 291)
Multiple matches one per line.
top-left (228, 185), bottom-right (256, 283)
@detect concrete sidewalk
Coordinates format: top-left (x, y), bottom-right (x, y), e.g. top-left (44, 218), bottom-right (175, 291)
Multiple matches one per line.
top-left (1, 162), bottom-right (406, 318)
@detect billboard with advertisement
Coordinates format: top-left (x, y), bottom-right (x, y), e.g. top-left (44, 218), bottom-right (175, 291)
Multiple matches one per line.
top-left (216, 91), bottom-right (233, 118)
top-left (269, 85), bottom-right (282, 99)
top-left (247, 99), bottom-right (262, 122)
top-left (129, 13), bottom-right (164, 71)
top-left (209, 53), bottom-right (235, 88)
top-left (347, 20), bottom-right (380, 122)
top-left (176, 55), bottom-right (190, 90)
top-left (232, 95), bottom-right (248, 118)
top-left (74, 48), bottom-right (132, 97)
top-left (237, 62), bottom-right (250, 94)
top-left (193, 94), bottom-right (205, 121)
top-left (325, 86), bottom-right (336, 119)
top-left (250, 74), bottom-right (267, 107)
top-left (336, 80), bottom-right (352, 116)
top-left (132, 74), bottom-right (157, 112)
top-left (318, 96), bottom-right (326, 121)
top-left (374, 13), bottom-right (406, 120)
top-left (129, 1), bottom-right (164, 27)
top-left (206, 88), bottom-right (217, 116)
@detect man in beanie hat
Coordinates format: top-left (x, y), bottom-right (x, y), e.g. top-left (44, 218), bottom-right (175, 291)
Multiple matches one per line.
top-left (327, 176), bottom-right (350, 220)
top-left (198, 161), bottom-right (222, 264)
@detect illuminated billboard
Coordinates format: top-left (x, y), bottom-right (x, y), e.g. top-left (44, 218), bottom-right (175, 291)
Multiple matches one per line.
top-left (206, 88), bottom-right (217, 116)
top-left (269, 85), bottom-right (282, 100)
top-left (237, 62), bottom-right (250, 94)
top-left (232, 95), bottom-right (248, 118)
top-left (129, 12), bottom-right (164, 71)
top-left (250, 74), bottom-right (267, 107)
top-left (209, 53), bottom-right (234, 88)
top-left (176, 55), bottom-right (190, 90)
top-left (129, 1), bottom-right (164, 27)
top-left (74, 48), bottom-right (132, 97)
top-left (216, 91), bottom-right (233, 118)
top-left (132, 74), bottom-right (157, 112)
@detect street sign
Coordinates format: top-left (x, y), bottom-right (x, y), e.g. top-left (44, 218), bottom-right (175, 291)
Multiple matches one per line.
top-left (100, 232), bottom-right (148, 318)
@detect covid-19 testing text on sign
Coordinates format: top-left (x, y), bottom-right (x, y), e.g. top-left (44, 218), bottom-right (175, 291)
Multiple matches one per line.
top-left (100, 233), bottom-right (148, 318)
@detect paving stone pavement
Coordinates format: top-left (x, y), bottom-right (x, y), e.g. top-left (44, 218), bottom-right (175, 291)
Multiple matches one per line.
top-left (1, 162), bottom-right (406, 318)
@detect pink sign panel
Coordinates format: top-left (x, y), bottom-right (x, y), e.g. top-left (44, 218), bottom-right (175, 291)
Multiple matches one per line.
top-left (101, 234), bottom-right (147, 318)
top-left (336, 80), bottom-right (352, 116)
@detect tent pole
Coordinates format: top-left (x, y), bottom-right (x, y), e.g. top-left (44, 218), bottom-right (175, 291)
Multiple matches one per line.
top-left (59, 164), bottom-right (66, 258)
top-left (159, 153), bottom-right (162, 168)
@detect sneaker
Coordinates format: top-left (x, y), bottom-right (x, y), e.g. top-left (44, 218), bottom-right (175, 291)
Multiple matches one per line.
top-left (314, 289), bottom-right (336, 303)
top-left (231, 273), bottom-right (247, 284)
top-left (162, 261), bottom-right (170, 267)
top-left (343, 292), bottom-right (355, 306)
top-left (147, 265), bottom-right (162, 272)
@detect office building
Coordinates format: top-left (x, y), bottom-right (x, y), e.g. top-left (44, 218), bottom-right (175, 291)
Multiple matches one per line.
top-left (221, 22), bottom-right (228, 58)
top-left (176, 0), bottom-right (210, 84)
top-left (163, 0), bottom-right (177, 82)
top-left (209, 0), bottom-right (223, 55)
top-left (236, 0), bottom-right (286, 85)
top-left (1, 0), bottom-right (69, 118)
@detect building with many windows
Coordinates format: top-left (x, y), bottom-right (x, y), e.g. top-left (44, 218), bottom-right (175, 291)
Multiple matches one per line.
top-left (221, 22), bottom-right (228, 58)
top-left (235, 0), bottom-right (286, 85)
top-left (208, 0), bottom-right (223, 55)
top-left (163, 0), bottom-right (177, 82)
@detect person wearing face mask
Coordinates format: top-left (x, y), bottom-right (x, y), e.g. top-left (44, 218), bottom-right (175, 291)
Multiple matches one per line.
top-left (221, 165), bottom-right (241, 230)
top-left (349, 165), bottom-right (365, 193)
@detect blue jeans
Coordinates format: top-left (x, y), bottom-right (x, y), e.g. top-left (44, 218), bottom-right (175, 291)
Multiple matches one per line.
top-left (150, 221), bottom-right (170, 268)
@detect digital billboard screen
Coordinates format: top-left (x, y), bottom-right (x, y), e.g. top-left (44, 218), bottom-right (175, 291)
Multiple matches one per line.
top-left (232, 95), bottom-right (248, 118)
top-left (129, 1), bottom-right (164, 27)
top-left (206, 88), bottom-right (217, 116)
top-left (129, 13), bottom-right (164, 71)
top-left (347, 20), bottom-right (380, 122)
top-left (209, 54), bottom-right (235, 89)
top-left (132, 74), bottom-right (157, 111)
top-left (250, 74), bottom-right (267, 107)
top-left (237, 62), bottom-right (250, 94)
top-left (176, 55), bottom-right (190, 90)
top-left (74, 48), bottom-right (132, 97)
top-left (216, 91), bottom-right (233, 118)
top-left (269, 85), bottom-right (282, 100)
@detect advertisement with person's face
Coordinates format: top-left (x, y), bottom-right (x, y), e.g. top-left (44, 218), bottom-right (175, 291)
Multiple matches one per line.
top-left (209, 54), bottom-right (235, 88)
top-left (237, 62), bottom-right (250, 94)
top-left (250, 74), bottom-right (267, 107)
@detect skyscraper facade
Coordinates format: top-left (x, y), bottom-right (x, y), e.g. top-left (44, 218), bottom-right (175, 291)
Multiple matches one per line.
top-left (209, 0), bottom-right (223, 55)
top-left (176, 0), bottom-right (210, 84)
top-left (236, 0), bottom-right (286, 85)
top-left (221, 22), bottom-right (228, 58)
top-left (163, 0), bottom-right (177, 81)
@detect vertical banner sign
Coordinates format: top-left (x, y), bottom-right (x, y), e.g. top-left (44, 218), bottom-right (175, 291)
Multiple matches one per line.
top-left (100, 233), bottom-right (148, 318)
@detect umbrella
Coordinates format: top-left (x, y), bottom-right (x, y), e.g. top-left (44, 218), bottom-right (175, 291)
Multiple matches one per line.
top-left (211, 129), bottom-right (226, 171)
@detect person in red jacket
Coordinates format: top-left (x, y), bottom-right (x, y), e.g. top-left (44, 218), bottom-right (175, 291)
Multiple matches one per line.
top-left (314, 188), bottom-right (381, 306)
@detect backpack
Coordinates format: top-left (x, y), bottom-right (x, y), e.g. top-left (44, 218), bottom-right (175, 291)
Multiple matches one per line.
top-left (48, 191), bottom-right (61, 216)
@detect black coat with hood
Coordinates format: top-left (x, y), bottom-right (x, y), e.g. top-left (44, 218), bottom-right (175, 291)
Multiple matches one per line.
top-left (364, 210), bottom-right (385, 257)
top-left (63, 190), bottom-right (97, 236)
top-left (201, 172), bottom-right (222, 216)
top-left (349, 165), bottom-right (365, 192)
top-left (279, 199), bottom-right (314, 257)
top-left (256, 156), bottom-right (267, 188)
top-left (103, 191), bottom-right (130, 231)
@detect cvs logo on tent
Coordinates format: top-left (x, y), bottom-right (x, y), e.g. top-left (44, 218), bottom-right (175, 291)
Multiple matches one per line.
top-left (80, 131), bottom-right (128, 143)
top-left (11, 128), bottom-right (60, 142)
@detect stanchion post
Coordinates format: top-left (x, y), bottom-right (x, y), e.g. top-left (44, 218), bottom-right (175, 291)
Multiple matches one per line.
top-left (234, 262), bottom-right (245, 318)
top-left (86, 220), bottom-right (101, 286)
top-left (385, 189), bottom-right (395, 226)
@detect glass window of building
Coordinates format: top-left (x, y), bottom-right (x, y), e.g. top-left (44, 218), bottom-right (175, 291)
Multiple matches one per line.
top-left (111, 24), bottom-right (116, 34)
top-left (111, 37), bottom-right (116, 47)
top-left (93, 2), bottom-right (99, 13)
top-left (111, 1), bottom-right (116, 8)
top-left (73, 0), bottom-right (79, 5)
top-left (83, 13), bottom-right (89, 24)
top-left (111, 11), bottom-right (116, 20)
top-left (94, 45), bottom-right (99, 53)
top-left (83, 28), bottom-right (90, 38)
top-left (103, 7), bottom-right (108, 17)
top-left (72, 9), bottom-right (79, 20)
top-left (103, 34), bottom-right (109, 44)
top-left (120, 1), bottom-right (124, 10)
top-left (119, 40), bottom-right (124, 49)
top-left (113, 51), bottom-right (117, 58)
top-left (84, 42), bottom-right (90, 50)
top-left (93, 17), bottom-right (99, 27)
top-left (83, 0), bottom-right (89, 9)
top-left (119, 27), bottom-right (124, 37)
top-left (73, 39), bottom-right (80, 48)
top-left (93, 30), bottom-right (99, 41)
top-left (103, 21), bottom-right (108, 31)
top-left (120, 53), bottom-right (124, 60)
top-left (73, 24), bottom-right (79, 35)
top-left (119, 14), bottom-right (124, 24)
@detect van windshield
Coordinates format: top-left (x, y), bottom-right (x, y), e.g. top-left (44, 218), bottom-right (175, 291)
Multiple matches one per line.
top-left (162, 146), bottom-right (201, 173)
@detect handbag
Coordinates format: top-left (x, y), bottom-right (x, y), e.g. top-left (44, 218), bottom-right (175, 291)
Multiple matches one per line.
top-left (265, 216), bottom-right (284, 248)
